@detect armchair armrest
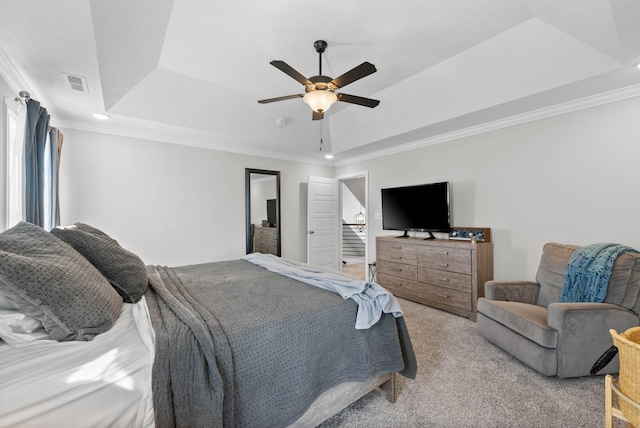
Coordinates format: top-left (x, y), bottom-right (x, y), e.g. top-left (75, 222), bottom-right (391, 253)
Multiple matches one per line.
top-left (547, 302), bottom-right (640, 378)
top-left (484, 280), bottom-right (539, 304)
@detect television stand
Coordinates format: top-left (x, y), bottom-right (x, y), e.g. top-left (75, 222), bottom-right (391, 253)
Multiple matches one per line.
top-left (376, 236), bottom-right (494, 321)
top-left (396, 231), bottom-right (410, 238)
top-left (423, 232), bottom-right (436, 240)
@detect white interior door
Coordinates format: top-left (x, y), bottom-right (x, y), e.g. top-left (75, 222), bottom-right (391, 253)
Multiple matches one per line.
top-left (307, 176), bottom-right (339, 270)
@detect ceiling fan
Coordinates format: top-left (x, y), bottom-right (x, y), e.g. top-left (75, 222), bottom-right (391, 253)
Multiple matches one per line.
top-left (258, 40), bottom-right (380, 120)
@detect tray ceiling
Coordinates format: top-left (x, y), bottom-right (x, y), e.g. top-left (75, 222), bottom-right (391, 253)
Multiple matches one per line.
top-left (1, 0), bottom-right (639, 164)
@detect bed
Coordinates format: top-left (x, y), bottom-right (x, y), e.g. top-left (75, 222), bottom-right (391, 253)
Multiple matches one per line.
top-left (0, 222), bottom-right (416, 427)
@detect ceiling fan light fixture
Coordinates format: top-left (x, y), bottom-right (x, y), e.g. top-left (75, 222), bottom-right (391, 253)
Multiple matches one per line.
top-left (303, 90), bottom-right (337, 113)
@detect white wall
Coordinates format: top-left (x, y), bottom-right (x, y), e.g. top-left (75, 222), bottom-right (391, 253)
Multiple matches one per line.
top-left (341, 182), bottom-right (364, 224)
top-left (58, 128), bottom-right (334, 266)
top-left (0, 77), bottom-right (16, 230)
top-left (336, 96), bottom-right (640, 281)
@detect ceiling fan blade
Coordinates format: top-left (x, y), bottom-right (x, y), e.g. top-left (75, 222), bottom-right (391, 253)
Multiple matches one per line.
top-left (337, 93), bottom-right (380, 108)
top-left (330, 62), bottom-right (377, 88)
top-left (270, 60), bottom-right (312, 85)
top-left (312, 110), bottom-right (324, 121)
top-left (257, 94), bottom-right (304, 104)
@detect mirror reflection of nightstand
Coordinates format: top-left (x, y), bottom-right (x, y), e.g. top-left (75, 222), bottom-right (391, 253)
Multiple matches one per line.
top-left (254, 226), bottom-right (278, 255)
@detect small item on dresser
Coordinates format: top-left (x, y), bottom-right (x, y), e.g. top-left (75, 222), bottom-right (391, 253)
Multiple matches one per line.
top-left (470, 234), bottom-right (477, 244)
top-left (449, 227), bottom-right (491, 242)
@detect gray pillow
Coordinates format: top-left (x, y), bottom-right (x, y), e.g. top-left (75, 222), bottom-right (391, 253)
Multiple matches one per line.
top-left (0, 221), bottom-right (123, 341)
top-left (51, 223), bottom-right (148, 303)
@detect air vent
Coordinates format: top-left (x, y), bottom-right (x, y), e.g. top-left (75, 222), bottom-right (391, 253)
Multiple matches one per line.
top-left (62, 73), bottom-right (89, 93)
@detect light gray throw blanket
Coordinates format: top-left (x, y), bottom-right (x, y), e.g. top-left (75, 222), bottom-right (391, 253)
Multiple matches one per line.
top-left (243, 253), bottom-right (403, 329)
top-left (561, 243), bottom-right (638, 303)
top-left (145, 260), bottom-right (417, 428)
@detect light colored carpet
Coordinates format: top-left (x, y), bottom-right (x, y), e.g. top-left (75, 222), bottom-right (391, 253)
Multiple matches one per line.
top-left (318, 298), bottom-right (623, 428)
top-left (341, 259), bottom-right (366, 281)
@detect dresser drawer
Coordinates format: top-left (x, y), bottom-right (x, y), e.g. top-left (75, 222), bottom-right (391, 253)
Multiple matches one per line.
top-left (378, 240), bottom-right (418, 265)
top-left (377, 260), bottom-right (417, 281)
top-left (256, 236), bottom-right (277, 246)
top-left (418, 247), bottom-right (471, 274)
top-left (255, 235), bottom-right (276, 244)
top-left (255, 243), bottom-right (269, 253)
top-left (255, 227), bottom-right (277, 237)
top-left (378, 273), bottom-right (420, 296)
top-left (417, 267), bottom-right (471, 292)
top-left (421, 283), bottom-right (471, 311)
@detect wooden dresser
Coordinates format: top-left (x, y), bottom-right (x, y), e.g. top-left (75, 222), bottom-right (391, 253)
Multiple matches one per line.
top-left (254, 226), bottom-right (278, 255)
top-left (376, 236), bottom-right (493, 321)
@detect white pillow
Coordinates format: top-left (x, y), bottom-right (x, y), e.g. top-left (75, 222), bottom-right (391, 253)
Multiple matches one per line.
top-left (0, 309), bottom-right (52, 347)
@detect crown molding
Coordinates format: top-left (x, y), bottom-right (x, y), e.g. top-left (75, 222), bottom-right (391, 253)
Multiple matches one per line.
top-left (57, 80), bottom-right (640, 169)
top-left (0, 46), bottom-right (32, 96)
top-left (335, 83), bottom-right (640, 167)
top-left (56, 118), bottom-right (335, 167)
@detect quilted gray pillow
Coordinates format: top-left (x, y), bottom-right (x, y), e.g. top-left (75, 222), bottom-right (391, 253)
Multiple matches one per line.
top-left (0, 221), bottom-right (123, 341)
top-left (51, 223), bottom-right (148, 303)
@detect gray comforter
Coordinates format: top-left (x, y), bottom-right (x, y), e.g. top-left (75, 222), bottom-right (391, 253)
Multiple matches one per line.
top-left (145, 260), bottom-right (417, 428)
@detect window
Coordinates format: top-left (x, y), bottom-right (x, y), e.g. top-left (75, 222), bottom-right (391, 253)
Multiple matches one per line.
top-left (6, 107), bottom-right (23, 228)
top-left (5, 98), bottom-right (61, 230)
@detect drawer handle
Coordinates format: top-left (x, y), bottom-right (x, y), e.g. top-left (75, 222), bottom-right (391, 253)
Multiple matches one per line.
top-left (437, 263), bottom-right (449, 267)
top-left (438, 277), bottom-right (449, 282)
top-left (437, 251), bottom-right (449, 255)
top-left (437, 293), bottom-right (449, 299)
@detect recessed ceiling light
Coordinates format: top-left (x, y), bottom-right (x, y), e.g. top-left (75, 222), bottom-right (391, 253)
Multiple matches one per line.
top-left (92, 113), bottom-right (110, 120)
top-left (325, 154), bottom-right (334, 159)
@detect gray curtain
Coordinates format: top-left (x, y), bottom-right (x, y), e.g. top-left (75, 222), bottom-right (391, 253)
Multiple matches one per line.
top-left (48, 127), bottom-right (64, 229)
top-left (24, 99), bottom-right (63, 230)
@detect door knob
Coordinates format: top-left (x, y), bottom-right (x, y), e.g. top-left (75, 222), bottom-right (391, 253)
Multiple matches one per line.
top-left (309, 230), bottom-right (315, 234)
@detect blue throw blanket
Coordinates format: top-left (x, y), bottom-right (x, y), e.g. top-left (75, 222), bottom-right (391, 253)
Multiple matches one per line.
top-left (243, 253), bottom-right (403, 329)
top-left (560, 243), bottom-right (637, 303)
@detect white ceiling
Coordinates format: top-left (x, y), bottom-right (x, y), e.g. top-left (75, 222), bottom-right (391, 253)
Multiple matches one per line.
top-left (1, 0), bottom-right (640, 164)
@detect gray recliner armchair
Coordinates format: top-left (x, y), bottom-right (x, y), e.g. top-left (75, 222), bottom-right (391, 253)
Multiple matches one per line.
top-left (477, 243), bottom-right (640, 378)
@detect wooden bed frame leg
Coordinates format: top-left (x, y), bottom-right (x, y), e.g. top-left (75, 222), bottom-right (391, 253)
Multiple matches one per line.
top-left (377, 372), bottom-right (397, 403)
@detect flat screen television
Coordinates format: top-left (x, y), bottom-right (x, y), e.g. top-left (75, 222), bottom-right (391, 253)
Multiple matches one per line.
top-left (266, 199), bottom-right (277, 226)
top-left (381, 181), bottom-right (451, 239)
